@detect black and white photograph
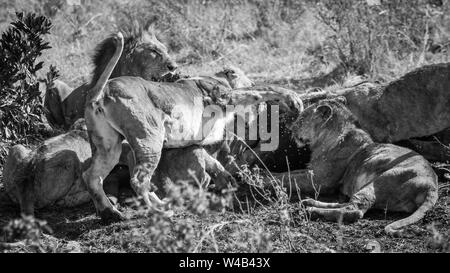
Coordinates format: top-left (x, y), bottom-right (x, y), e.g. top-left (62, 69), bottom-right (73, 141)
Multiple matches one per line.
top-left (0, 0), bottom-right (449, 258)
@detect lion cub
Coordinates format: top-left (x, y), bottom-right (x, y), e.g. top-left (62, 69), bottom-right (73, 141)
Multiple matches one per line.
top-left (290, 98), bottom-right (438, 234)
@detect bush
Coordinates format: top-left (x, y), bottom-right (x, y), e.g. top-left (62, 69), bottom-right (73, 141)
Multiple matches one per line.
top-left (0, 12), bottom-right (57, 143)
top-left (1, 214), bottom-right (53, 253)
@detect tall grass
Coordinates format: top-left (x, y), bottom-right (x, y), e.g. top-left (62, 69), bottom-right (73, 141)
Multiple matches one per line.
top-left (3, 0), bottom-right (449, 87)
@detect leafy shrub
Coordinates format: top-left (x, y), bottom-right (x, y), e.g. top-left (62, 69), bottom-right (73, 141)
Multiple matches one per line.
top-left (1, 214), bottom-right (53, 253)
top-left (0, 12), bottom-right (57, 142)
top-left (145, 180), bottom-right (233, 253)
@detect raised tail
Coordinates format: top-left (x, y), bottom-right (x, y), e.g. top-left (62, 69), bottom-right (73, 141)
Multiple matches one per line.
top-left (384, 187), bottom-right (438, 234)
top-left (88, 32), bottom-right (124, 104)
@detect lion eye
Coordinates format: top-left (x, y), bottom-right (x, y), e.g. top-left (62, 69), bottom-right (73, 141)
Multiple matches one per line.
top-left (150, 50), bottom-right (162, 59)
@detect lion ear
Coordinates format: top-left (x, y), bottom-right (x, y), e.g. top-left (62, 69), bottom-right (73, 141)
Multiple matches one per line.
top-left (225, 69), bottom-right (237, 79)
top-left (145, 22), bottom-right (157, 39)
top-left (148, 25), bottom-right (155, 37)
top-left (145, 16), bottom-right (158, 36)
top-left (335, 96), bottom-right (347, 105)
top-left (131, 19), bottom-right (142, 37)
top-left (315, 104), bottom-right (332, 119)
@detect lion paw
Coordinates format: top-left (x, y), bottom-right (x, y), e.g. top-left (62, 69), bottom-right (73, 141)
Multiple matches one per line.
top-left (99, 207), bottom-right (126, 224)
top-left (384, 226), bottom-right (404, 236)
top-left (301, 198), bottom-right (317, 207)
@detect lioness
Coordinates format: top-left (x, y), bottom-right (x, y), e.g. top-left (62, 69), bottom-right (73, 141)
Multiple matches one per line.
top-left (1, 120), bottom-right (234, 216)
top-left (274, 98), bottom-right (438, 234)
top-left (82, 32), bottom-right (303, 221)
top-left (213, 65), bottom-right (255, 89)
top-left (299, 63), bottom-right (450, 162)
top-left (44, 25), bottom-right (177, 129)
top-left (217, 75), bottom-right (367, 175)
top-left (1, 119), bottom-right (127, 215)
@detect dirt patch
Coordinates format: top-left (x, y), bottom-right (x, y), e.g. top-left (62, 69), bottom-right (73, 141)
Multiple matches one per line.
top-left (1, 172), bottom-right (448, 253)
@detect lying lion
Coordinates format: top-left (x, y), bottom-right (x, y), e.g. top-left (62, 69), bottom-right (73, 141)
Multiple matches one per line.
top-left (1, 119), bottom-right (126, 215)
top-left (300, 63), bottom-right (450, 161)
top-left (82, 32), bottom-right (303, 221)
top-left (271, 98), bottom-right (438, 234)
top-left (1, 117), bottom-right (238, 216)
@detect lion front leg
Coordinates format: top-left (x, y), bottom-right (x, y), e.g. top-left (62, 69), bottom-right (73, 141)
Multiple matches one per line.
top-left (227, 89), bottom-right (304, 113)
top-left (306, 206), bottom-right (364, 223)
top-left (3, 145), bottom-right (34, 215)
top-left (304, 185), bottom-right (376, 224)
top-left (83, 148), bottom-right (124, 222)
top-left (268, 170), bottom-right (322, 200)
top-left (302, 198), bottom-right (348, 209)
top-left (82, 125), bottom-right (124, 222)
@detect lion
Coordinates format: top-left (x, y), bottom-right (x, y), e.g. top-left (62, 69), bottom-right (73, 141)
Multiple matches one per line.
top-left (1, 119), bottom-right (129, 215)
top-left (213, 65), bottom-right (255, 89)
top-left (82, 32), bottom-right (303, 221)
top-left (4, 36), bottom-right (254, 215)
top-left (44, 25), bottom-right (177, 130)
top-left (1, 118), bottom-right (235, 216)
top-left (217, 74), bottom-right (367, 175)
top-left (97, 66), bottom-right (255, 205)
top-left (269, 98), bottom-right (438, 234)
top-left (299, 63), bottom-right (450, 161)
top-left (125, 145), bottom-right (236, 199)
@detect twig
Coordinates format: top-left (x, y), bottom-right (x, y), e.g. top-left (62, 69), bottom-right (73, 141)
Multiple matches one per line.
top-left (193, 219), bottom-right (251, 253)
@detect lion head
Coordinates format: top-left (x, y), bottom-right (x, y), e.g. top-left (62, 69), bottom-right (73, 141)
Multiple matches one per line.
top-left (290, 97), bottom-right (356, 148)
top-left (91, 25), bottom-right (177, 84)
top-left (214, 65), bottom-right (255, 89)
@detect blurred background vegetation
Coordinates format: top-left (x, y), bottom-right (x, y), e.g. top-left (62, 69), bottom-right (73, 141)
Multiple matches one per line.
top-left (1, 0), bottom-right (450, 88)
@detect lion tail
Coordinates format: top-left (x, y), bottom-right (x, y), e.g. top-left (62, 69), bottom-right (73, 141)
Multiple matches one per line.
top-left (384, 186), bottom-right (438, 234)
top-left (89, 32), bottom-right (124, 104)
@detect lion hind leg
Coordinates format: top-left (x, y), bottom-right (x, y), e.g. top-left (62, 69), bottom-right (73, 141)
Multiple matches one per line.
top-left (57, 179), bottom-right (91, 207)
top-left (83, 151), bottom-right (123, 221)
top-left (17, 177), bottom-right (35, 216)
top-left (82, 124), bottom-right (123, 221)
top-left (3, 145), bottom-right (35, 215)
top-left (384, 186), bottom-right (438, 235)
